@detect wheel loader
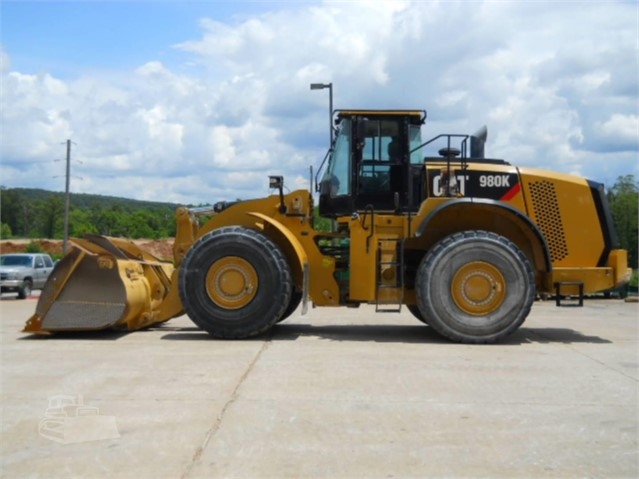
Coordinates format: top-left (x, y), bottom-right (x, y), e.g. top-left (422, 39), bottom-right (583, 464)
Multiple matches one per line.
top-left (24, 109), bottom-right (632, 343)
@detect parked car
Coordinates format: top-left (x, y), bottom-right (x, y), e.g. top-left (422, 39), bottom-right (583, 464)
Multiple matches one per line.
top-left (0, 253), bottom-right (55, 299)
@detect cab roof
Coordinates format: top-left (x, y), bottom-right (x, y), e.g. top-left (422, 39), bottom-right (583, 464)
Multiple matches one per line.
top-left (336, 109), bottom-right (426, 124)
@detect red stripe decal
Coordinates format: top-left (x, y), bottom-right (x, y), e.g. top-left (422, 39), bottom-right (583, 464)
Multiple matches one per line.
top-left (500, 182), bottom-right (521, 201)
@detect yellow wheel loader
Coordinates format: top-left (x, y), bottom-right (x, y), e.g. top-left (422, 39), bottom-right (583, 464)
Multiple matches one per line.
top-left (24, 110), bottom-right (632, 343)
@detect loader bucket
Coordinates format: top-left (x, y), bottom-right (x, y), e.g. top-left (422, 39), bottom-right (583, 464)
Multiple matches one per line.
top-left (23, 235), bottom-right (178, 334)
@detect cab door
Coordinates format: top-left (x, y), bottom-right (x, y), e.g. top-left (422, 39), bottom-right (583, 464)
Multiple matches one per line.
top-left (355, 117), bottom-right (408, 212)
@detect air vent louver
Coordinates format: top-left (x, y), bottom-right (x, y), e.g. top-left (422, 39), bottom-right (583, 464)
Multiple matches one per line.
top-left (529, 181), bottom-right (568, 262)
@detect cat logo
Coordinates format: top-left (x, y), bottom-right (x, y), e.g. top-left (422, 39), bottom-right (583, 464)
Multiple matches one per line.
top-left (432, 173), bottom-right (468, 197)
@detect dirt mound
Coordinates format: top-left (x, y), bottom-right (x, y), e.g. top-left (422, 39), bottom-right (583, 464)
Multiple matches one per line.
top-left (135, 239), bottom-right (174, 261)
top-left (1, 238), bottom-right (174, 261)
top-left (0, 241), bottom-right (27, 254)
top-left (0, 240), bottom-right (64, 256)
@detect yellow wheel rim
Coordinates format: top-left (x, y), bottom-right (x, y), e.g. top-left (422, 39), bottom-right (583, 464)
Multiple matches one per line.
top-left (205, 256), bottom-right (258, 310)
top-left (451, 261), bottom-right (506, 315)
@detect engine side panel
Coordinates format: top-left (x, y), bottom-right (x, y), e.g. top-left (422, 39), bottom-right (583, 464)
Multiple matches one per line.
top-left (518, 167), bottom-right (607, 268)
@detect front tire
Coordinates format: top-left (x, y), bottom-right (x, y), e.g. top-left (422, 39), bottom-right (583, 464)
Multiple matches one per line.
top-left (17, 279), bottom-right (32, 299)
top-left (278, 291), bottom-right (303, 323)
top-left (416, 231), bottom-right (535, 344)
top-left (178, 226), bottom-right (292, 339)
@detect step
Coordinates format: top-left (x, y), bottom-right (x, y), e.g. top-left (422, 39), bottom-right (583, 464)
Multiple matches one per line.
top-left (553, 281), bottom-right (584, 307)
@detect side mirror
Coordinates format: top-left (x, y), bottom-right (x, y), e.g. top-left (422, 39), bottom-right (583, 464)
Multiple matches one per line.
top-left (269, 176), bottom-right (283, 189)
top-left (268, 176), bottom-right (286, 214)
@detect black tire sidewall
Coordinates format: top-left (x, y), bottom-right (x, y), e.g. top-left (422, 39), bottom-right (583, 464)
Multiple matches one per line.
top-left (406, 304), bottom-right (428, 324)
top-left (417, 231), bottom-right (534, 342)
top-left (179, 227), bottom-right (292, 337)
top-left (18, 280), bottom-right (32, 299)
top-left (278, 291), bottom-right (303, 323)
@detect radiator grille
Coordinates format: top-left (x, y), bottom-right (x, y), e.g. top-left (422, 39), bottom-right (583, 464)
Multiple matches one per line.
top-left (529, 180), bottom-right (568, 262)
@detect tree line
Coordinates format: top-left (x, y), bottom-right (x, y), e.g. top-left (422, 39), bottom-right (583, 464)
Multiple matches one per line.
top-left (606, 175), bottom-right (638, 269)
top-left (0, 188), bottom-right (180, 240)
top-left (1, 175), bottom-right (637, 268)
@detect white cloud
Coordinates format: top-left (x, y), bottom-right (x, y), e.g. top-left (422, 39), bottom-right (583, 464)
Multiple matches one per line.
top-left (0, 0), bottom-right (637, 204)
top-left (599, 114), bottom-right (639, 145)
top-left (0, 46), bottom-right (10, 73)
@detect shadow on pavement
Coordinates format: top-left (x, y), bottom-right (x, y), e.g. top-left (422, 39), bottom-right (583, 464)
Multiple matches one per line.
top-left (0, 295), bottom-right (36, 301)
top-left (17, 317), bottom-right (611, 345)
top-left (19, 323), bottom-right (207, 341)
top-left (516, 327), bottom-right (612, 344)
top-left (19, 330), bottom-right (130, 341)
top-left (158, 323), bottom-right (612, 345)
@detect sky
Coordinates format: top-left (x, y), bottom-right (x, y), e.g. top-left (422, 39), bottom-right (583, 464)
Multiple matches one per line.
top-left (1, 0), bottom-right (637, 205)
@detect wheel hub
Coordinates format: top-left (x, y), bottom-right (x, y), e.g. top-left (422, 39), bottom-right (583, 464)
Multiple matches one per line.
top-left (205, 256), bottom-right (258, 310)
top-left (451, 261), bottom-right (506, 315)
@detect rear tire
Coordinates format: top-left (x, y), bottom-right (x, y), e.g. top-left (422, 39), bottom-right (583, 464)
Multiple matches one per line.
top-left (178, 226), bottom-right (292, 339)
top-left (406, 304), bottom-right (428, 325)
top-left (17, 279), bottom-right (32, 300)
top-left (416, 230), bottom-right (535, 344)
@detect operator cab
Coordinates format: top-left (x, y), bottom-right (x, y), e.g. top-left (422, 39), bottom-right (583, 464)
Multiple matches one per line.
top-left (318, 110), bottom-right (426, 217)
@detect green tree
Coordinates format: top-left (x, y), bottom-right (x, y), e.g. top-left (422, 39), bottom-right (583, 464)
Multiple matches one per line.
top-left (37, 195), bottom-right (64, 238)
top-left (25, 241), bottom-right (43, 253)
top-left (0, 222), bottom-right (12, 239)
top-left (69, 208), bottom-right (98, 236)
top-left (0, 188), bottom-right (24, 236)
top-left (0, 187), bottom-right (179, 240)
top-left (89, 205), bottom-right (121, 236)
top-left (312, 206), bottom-right (332, 232)
top-left (127, 211), bottom-right (155, 238)
top-left (607, 175), bottom-right (638, 268)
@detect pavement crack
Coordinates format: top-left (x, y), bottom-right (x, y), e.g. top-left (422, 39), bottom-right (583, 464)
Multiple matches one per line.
top-left (529, 329), bottom-right (638, 382)
top-left (568, 346), bottom-right (638, 382)
top-left (181, 338), bottom-right (272, 479)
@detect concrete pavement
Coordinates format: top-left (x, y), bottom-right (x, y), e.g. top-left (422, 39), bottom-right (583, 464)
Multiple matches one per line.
top-left (1, 295), bottom-right (637, 478)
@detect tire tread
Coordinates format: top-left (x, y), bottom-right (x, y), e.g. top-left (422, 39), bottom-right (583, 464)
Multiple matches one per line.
top-left (416, 230), bottom-right (535, 344)
top-left (178, 226), bottom-right (292, 339)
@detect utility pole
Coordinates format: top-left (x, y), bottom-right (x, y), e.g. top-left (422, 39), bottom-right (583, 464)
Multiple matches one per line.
top-left (63, 139), bottom-right (71, 255)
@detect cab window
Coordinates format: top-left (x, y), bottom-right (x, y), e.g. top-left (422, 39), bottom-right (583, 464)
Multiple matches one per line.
top-left (322, 120), bottom-right (351, 197)
top-left (408, 124), bottom-right (423, 164)
top-left (358, 120), bottom-right (402, 195)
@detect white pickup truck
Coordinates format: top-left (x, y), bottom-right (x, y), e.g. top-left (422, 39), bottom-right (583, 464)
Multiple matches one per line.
top-left (0, 253), bottom-right (54, 299)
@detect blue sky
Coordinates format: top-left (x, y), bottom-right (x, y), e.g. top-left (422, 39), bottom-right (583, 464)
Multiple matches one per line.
top-left (2, 1), bottom-right (291, 75)
top-left (1, 1), bottom-right (637, 204)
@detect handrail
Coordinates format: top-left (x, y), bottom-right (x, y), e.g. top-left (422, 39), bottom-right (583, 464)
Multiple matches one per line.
top-left (361, 204), bottom-right (375, 253)
top-left (409, 133), bottom-right (472, 157)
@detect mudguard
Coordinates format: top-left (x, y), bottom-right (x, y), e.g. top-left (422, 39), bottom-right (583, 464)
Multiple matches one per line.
top-left (247, 212), bottom-right (310, 314)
